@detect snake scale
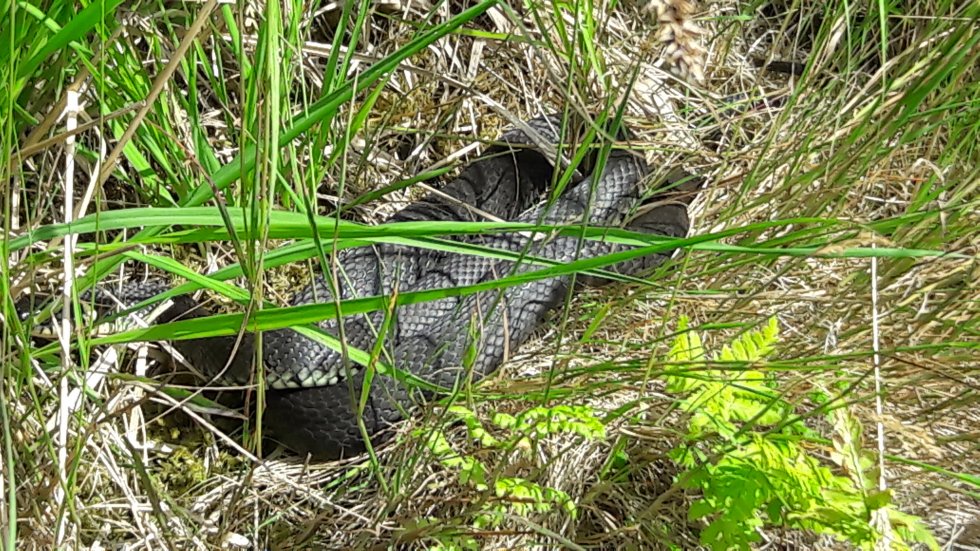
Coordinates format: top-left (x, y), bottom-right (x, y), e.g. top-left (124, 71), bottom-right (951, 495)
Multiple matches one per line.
top-left (16, 114), bottom-right (699, 460)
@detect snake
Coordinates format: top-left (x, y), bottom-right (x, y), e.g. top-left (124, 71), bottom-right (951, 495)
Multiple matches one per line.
top-left (15, 114), bottom-right (699, 460)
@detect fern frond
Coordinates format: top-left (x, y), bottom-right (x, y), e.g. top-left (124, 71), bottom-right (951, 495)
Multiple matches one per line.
top-left (715, 316), bottom-right (779, 366)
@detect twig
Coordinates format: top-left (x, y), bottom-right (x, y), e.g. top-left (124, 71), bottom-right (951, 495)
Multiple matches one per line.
top-left (53, 87), bottom-right (80, 548)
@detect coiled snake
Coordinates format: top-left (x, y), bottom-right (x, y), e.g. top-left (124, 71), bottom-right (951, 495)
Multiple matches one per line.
top-left (15, 114), bottom-right (699, 460)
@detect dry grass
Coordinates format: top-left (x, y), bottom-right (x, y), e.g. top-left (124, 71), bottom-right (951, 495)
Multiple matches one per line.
top-left (4, 0), bottom-right (978, 549)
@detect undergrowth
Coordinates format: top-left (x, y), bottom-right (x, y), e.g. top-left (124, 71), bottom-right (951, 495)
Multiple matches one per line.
top-left (664, 317), bottom-right (938, 550)
top-left (2, 0), bottom-right (977, 548)
top-left (413, 318), bottom-right (943, 550)
top-left (416, 405), bottom-right (599, 549)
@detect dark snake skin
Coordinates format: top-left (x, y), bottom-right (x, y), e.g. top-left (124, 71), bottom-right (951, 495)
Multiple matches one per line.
top-left (17, 114), bottom-right (699, 459)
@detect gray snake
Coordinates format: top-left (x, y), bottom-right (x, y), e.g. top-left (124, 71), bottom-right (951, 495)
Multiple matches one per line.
top-left (16, 114), bottom-right (698, 460)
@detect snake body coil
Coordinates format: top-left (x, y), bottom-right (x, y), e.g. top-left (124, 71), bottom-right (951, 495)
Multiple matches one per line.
top-left (18, 114), bottom-right (697, 459)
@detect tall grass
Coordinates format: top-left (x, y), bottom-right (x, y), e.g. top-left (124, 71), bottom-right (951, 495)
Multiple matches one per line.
top-left (2, 0), bottom-right (977, 548)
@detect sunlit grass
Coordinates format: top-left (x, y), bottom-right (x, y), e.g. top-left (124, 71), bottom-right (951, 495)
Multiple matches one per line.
top-left (2, 0), bottom-right (977, 548)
